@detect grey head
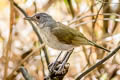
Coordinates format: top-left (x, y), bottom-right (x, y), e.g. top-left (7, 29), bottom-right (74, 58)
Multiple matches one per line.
top-left (25, 13), bottom-right (56, 28)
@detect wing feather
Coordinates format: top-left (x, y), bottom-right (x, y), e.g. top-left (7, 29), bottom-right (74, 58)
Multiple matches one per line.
top-left (51, 22), bottom-right (89, 46)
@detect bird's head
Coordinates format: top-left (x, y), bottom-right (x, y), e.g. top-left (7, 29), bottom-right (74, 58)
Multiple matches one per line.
top-left (24, 13), bottom-right (55, 28)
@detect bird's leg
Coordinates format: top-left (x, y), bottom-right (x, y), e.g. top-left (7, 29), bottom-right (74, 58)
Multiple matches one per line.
top-left (47, 51), bottom-right (70, 80)
top-left (46, 49), bottom-right (74, 80)
top-left (56, 48), bottom-right (74, 74)
top-left (49, 51), bottom-right (62, 72)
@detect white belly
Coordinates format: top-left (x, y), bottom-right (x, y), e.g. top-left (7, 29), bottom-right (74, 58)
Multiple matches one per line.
top-left (39, 28), bottom-right (74, 50)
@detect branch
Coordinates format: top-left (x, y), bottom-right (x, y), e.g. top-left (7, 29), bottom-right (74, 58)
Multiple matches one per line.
top-left (97, 0), bottom-right (120, 4)
top-left (72, 18), bottom-right (120, 28)
top-left (67, 0), bottom-right (75, 17)
top-left (4, 0), bottom-right (14, 80)
top-left (13, 2), bottom-right (50, 65)
top-left (69, 13), bottom-right (120, 25)
top-left (75, 45), bottom-right (120, 80)
top-left (7, 43), bottom-right (45, 80)
top-left (91, 3), bottom-right (103, 41)
top-left (40, 51), bottom-right (46, 77)
top-left (19, 67), bottom-right (33, 80)
top-left (92, 3), bottom-right (103, 29)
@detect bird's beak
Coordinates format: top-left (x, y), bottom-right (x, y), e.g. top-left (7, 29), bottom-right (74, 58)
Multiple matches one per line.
top-left (24, 16), bottom-right (35, 21)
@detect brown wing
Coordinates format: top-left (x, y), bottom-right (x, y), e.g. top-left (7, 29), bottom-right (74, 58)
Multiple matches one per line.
top-left (51, 22), bottom-right (90, 46)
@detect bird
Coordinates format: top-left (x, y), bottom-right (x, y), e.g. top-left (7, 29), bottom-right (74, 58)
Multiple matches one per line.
top-left (24, 13), bottom-right (110, 52)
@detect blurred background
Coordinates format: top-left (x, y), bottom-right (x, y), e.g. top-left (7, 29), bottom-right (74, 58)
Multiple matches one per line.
top-left (0, 0), bottom-right (120, 80)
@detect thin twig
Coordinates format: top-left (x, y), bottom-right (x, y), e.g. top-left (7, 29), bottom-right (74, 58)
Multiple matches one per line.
top-left (3, 0), bottom-right (14, 80)
top-left (20, 67), bottom-right (33, 80)
top-left (33, 1), bottom-right (37, 13)
top-left (68, 0), bottom-right (100, 22)
top-left (81, 47), bottom-right (90, 71)
top-left (72, 18), bottom-right (120, 28)
top-left (69, 13), bottom-right (120, 25)
top-left (67, 0), bottom-right (75, 17)
top-left (7, 43), bottom-right (45, 80)
top-left (112, 15), bottom-right (119, 33)
top-left (97, 0), bottom-right (120, 4)
top-left (40, 51), bottom-right (45, 77)
top-left (92, 3), bottom-right (103, 30)
top-left (75, 45), bottom-right (120, 80)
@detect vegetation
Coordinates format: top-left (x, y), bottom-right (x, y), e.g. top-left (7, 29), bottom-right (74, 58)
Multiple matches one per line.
top-left (0, 0), bottom-right (120, 80)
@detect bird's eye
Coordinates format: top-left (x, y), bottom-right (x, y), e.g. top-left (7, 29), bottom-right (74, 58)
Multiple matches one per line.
top-left (36, 16), bottom-right (40, 19)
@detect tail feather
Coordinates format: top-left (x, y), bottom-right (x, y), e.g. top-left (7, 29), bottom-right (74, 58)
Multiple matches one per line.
top-left (87, 40), bottom-right (110, 52)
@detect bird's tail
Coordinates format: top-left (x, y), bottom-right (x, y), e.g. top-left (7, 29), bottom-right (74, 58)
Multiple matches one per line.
top-left (87, 40), bottom-right (110, 52)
